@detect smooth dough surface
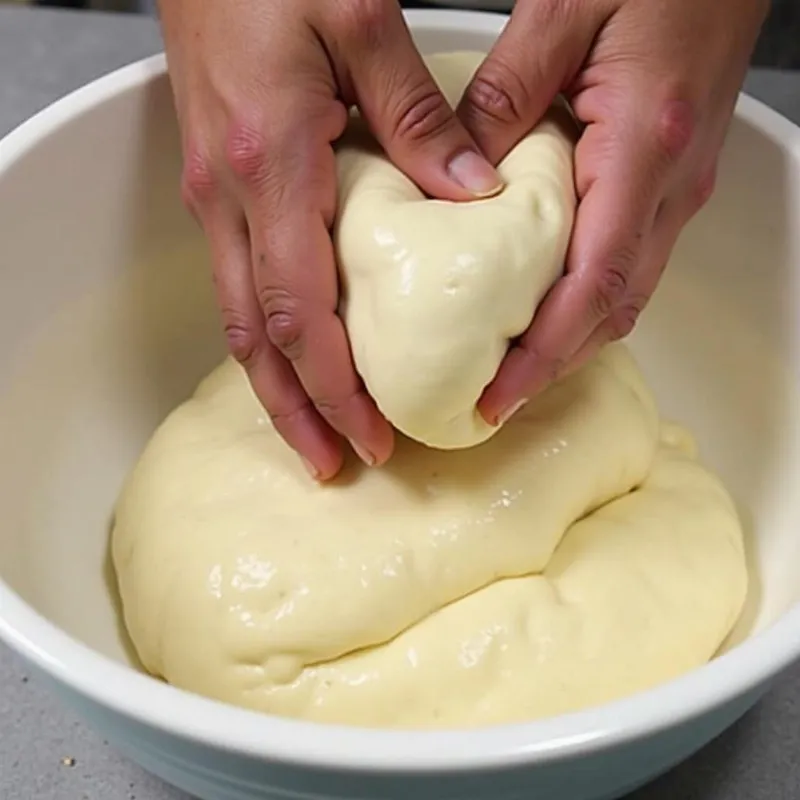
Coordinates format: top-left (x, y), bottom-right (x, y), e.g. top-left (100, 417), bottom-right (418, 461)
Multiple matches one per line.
top-left (112, 343), bottom-right (748, 728)
top-left (334, 51), bottom-right (577, 449)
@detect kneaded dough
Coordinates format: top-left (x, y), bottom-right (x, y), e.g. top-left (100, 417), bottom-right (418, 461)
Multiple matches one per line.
top-left (112, 343), bottom-right (748, 728)
top-left (334, 51), bottom-right (577, 449)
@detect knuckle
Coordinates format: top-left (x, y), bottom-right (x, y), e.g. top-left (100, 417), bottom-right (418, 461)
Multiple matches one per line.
top-left (333, 0), bottom-right (389, 47)
top-left (220, 308), bottom-right (262, 366)
top-left (226, 119), bottom-right (310, 211)
top-left (313, 390), bottom-right (358, 421)
top-left (651, 97), bottom-right (696, 163)
top-left (526, 0), bottom-right (577, 28)
top-left (465, 75), bottom-right (517, 124)
top-left (608, 302), bottom-right (644, 341)
top-left (259, 166), bottom-right (294, 219)
top-left (391, 85), bottom-right (457, 144)
top-left (463, 64), bottom-right (526, 127)
top-left (224, 118), bottom-right (269, 185)
top-left (267, 311), bottom-right (305, 362)
top-left (518, 339), bottom-right (565, 383)
top-left (260, 286), bottom-right (306, 361)
top-left (590, 259), bottom-right (634, 320)
top-left (181, 144), bottom-right (217, 209)
top-left (267, 404), bottom-right (314, 442)
top-left (690, 161), bottom-right (718, 211)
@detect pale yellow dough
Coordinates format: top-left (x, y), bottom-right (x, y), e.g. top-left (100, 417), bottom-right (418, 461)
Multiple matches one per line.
top-left (112, 344), bottom-right (747, 728)
top-left (335, 51), bottom-right (577, 449)
top-left (112, 50), bottom-right (747, 729)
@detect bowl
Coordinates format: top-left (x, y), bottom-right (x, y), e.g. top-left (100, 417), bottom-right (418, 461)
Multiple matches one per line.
top-left (2, 8), bottom-right (800, 800)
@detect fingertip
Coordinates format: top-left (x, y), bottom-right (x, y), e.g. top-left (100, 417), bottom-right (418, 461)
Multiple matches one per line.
top-left (369, 418), bottom-right (395, 467)
top-left (346, 397), bottom-right (395, 468)
top-left (476, 389), bottom-right (503, 428)
top-left (446, 150), bottom-right (505, 199)
top-left (477, 376), bottom-right (520, 428)
top-left (299, 456), bottom-right (323, 481)
top-left (455, 101), bottom-right (515, 169)
top-left (343, 23), bottom-right (504, 202)
top-left (302, 437), bottom-right (345, 483)
top-left (497, 398), bottom-right (529, 428)
top-left (478, 345), bottom-right (562, 425)
top-left (478, 396), bottom-right (518, 429)
top-left (271, 404), bottom-right (345, 482)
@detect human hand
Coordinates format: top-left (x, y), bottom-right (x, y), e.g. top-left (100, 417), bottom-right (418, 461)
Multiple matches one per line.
top-left (457, 0), bottom-right (769, 426)
top-left (158, 0), bottom-right (502, 479)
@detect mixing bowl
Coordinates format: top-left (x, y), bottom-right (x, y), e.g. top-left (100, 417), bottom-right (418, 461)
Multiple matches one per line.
top-left (1, 8), bottom-right (800, 800)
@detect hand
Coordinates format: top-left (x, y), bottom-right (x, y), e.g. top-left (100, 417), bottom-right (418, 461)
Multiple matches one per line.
top-left (158, 0), bottom-right (502, 479)
top-left (457, 0), bottom-right (769, 425)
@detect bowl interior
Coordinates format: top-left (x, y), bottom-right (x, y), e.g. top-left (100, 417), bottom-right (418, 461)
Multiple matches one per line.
top-left (1, 14), bottom-right (800, 679)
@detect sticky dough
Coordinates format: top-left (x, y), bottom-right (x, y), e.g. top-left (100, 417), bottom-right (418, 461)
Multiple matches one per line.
top-left (112, 52), bottom-right (747, 728)
top-left (112, 344), bottom-right (747, 727)
top-left (335, 51), bottom-right (576, 449)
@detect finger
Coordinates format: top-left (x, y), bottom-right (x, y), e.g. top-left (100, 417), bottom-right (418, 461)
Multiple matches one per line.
top-left (456, 0), bottom-right (607, 164)
top-left (563, 260), bottom-right (668, 378)
top-left (560, 322), bottom-right (617, 380)
top-left (203, 204), bottom-right (345, 481)
top-left (565, 298), bottom-right (651, 379)
top-left (478, 123), bottom-right (667, 425)
top-left (319, 1), bottom-right (503, 200)
top-left (220, 86), bottom-right (394, 474)
top-left (562, 194), bottom-right (689, 378)
top-left (253, 210), bottom-right (395, 469)
top-left (243, 153), bottom-right (395, 470)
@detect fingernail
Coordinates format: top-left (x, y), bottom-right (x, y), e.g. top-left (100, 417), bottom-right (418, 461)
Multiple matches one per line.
top-left (300, 457), bottom-right (320, 481)
top-left (349, 439), bottom-right (376, 467)
top-left (447, 150), bottom-right (504, 198)
top-left (496, 399), bottom-right (528, 427)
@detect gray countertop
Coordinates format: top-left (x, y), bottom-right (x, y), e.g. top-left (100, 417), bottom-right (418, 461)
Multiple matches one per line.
top-left (1, 6), bottom-right (800, 800)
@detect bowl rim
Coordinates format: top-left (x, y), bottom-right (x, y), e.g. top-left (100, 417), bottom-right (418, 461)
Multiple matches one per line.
top-left (2, 6), bottom-right (800, 775)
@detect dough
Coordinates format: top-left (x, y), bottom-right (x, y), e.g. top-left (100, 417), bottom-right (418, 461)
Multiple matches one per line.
top-left (112, 343), bottom-right (748, 728)
top-left (335, 51), bottom-right (577, 449)
top-left (111, 51), bottom-right (746, 728)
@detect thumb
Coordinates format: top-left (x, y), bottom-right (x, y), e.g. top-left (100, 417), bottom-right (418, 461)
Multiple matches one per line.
top-left (458, 0), bottom-right (607, 165)
top-left (326, 3), bottom-right (503, 201)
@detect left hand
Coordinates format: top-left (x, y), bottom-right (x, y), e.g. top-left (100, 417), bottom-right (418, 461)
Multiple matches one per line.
top-left (457, 0), bottom-right (769, 425)
top-left (160, 0), bottom-right (501, 479)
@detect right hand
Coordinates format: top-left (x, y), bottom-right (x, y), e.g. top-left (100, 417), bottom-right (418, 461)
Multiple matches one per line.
top-left (158, 0), bottom-right (502, 480)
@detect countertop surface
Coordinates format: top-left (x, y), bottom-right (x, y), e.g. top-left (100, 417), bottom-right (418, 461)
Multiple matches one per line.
top-left (2, 6), bottom-right (800, 800)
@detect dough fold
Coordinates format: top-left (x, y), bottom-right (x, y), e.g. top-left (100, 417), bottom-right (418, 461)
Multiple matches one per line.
top-left (335, 51), bottom-right (577, 449)
top-left (112, 344), bottom-right (747, 727)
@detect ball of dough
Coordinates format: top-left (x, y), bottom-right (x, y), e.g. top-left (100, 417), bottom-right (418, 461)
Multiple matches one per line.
top-left (334, 51), bottom-right (577, 449)
top-left (112, 343), bottom-right (747, 728)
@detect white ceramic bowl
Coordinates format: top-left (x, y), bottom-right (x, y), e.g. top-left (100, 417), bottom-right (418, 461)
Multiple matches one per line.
top-left (1, 8), bottom-right (800, 800)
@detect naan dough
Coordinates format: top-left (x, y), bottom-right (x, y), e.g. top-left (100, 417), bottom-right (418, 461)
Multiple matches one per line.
top-left (335, 51), bottom-right (576, 449)
top-left (112, 344), bottom-right (747, 727)
top-left (112, 50), bottom-right (746, 729)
